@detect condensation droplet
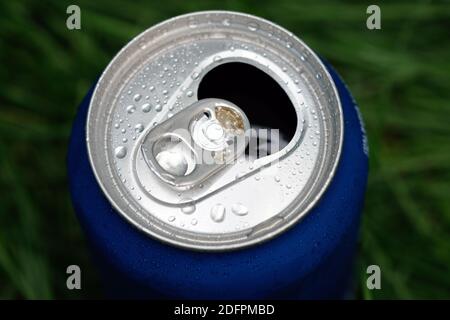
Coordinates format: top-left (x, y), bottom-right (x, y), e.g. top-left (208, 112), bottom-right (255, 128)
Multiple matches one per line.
top-left (210, 204), bottom-right (226, 223)
top-left (135, 123), bottom-right (144, 133)
top-left (181, 203), bottom-right (196, 214)
top-left (231, 203), bottom-right (248, 216)
top-left (126, 105), bottom-right (136, 114)
top-left (141, 103), bottom-right (151, 113)
top-left (114, 146), bottom-right (127, 159)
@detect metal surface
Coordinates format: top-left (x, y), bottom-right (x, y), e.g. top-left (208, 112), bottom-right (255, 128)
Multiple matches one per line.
top-left (86, 11), bottom-right (343, 250)
top-left (140, 98), bottom-right (250, 189)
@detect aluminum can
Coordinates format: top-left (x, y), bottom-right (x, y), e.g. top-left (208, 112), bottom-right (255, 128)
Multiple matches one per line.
top-left (68, 11), bottom-right (369, 299)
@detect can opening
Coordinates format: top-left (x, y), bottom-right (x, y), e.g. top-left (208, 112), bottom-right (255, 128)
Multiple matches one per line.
top-left (198, 62), bottom-right (297, 159)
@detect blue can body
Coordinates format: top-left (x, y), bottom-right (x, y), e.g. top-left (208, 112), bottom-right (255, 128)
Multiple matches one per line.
top-left (68, 62), bottom-right (368, 299)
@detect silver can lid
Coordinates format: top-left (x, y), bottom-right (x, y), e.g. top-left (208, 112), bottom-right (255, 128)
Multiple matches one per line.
top-left (87, 11), bottom-right (343, 250)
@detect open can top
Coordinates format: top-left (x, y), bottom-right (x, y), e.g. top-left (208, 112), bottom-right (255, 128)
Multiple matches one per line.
top-left (86, 11), bottom-right (343, 250)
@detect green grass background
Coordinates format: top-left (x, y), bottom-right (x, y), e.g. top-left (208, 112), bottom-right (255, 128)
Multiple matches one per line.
top-left (0, 0), bottom-right (449, 299)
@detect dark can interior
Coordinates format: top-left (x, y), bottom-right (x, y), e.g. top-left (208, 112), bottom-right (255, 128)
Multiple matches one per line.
top-left (198, 62), bottom-right (297, 158)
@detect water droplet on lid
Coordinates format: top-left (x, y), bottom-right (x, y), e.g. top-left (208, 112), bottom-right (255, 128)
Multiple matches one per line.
top-left (222, 18), bottom-right (231, 26)
top-left (186, 90), bottom-right (194, 97)
top-left (232, 203), bottom-right (248, 216)
top-left (168, 216), bottom-right (175, 222)
top-left (114, 146), bottom-right (127, 159)
top-left (155, 104), bottom-right (162, 112)
top-left (210, 204), bottom-right (226, 223)
top-left (126, 105), bottom-right (136, 114)
top-left (247, 22), bottom-right (259, 31)
top-left (135, 123), bottom-right (144, 133)
top-left (149, 86), bottom-right (155, 91)
top-left (133, 94), bottom-right (141, 102)
top-left (141, 103), bottom-right (151, 113)
top-left (191, 218), bottom-right (198, 226)
top-left (274, 176), bottom-right (281, 182)
top-left (181, 203), bottom-right (196, 214)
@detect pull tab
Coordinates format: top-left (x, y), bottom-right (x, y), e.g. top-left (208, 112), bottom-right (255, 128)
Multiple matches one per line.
top-left (141, 98), bottom-right (250, 189)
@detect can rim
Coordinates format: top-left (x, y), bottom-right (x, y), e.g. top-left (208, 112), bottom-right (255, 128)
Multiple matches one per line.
top-left (86, 10), bottom-right (344, 251)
